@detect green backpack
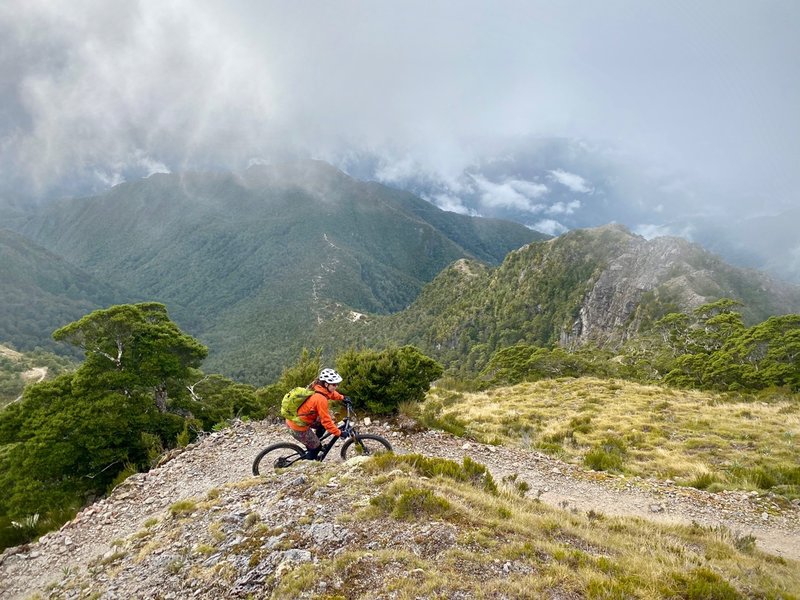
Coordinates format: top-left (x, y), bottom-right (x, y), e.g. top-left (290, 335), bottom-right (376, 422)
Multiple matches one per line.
top-left (280, 387), bottom-right (315, 426)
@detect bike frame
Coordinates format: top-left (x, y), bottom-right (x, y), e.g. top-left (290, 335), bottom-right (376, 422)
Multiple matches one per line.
top-left (312, 403), bottom-right (357, 461)
top-left (252, 401), bottom-right (392, 474)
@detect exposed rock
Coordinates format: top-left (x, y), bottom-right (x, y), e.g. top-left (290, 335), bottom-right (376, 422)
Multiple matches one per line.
top-left (1, 418), bottom-right (798, 600)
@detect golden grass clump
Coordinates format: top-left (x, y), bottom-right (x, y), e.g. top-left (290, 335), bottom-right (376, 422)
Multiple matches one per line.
top-left (422, 377), bottom-right (800, 497)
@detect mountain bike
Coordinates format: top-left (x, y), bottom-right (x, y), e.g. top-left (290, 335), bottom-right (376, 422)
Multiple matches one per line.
top-left (252, 400), bottom-right (393, 475)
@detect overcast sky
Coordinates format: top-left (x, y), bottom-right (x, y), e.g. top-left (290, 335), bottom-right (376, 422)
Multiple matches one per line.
top-left (1, 0), bottom-right (798, 217)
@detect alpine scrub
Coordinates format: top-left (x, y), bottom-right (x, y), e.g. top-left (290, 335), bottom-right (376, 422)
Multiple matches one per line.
top-left (418, 377), bottom-right (800, 498)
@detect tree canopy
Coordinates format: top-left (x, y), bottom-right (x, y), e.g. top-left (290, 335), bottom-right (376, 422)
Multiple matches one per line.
top-left (0, 303), bottom-right (208, 549)
top-left (53, 302), bottom-right (208, 411)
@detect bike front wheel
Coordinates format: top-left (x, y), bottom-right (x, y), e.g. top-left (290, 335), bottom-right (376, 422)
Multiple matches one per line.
top-left (340, 434), bottom-right (393, 460)
top-left (252, 442), bottom-right (305, 475)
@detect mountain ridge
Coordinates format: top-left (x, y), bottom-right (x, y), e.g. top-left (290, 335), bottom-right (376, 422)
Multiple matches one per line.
top-left (0, 228), bottom-right (134, 355)
top-left (1, 419), bottom-right (797, 599)
top-left (327, 223), bottom-right (800, 375)
top-left (8, 161), bottom-right (544, 382)
top-left (4, 160), bottom-right (799, 384)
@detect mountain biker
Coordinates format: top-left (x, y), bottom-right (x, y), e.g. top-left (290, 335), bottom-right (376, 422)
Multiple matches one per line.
top-left (286, 368), bottom-right (350, 460)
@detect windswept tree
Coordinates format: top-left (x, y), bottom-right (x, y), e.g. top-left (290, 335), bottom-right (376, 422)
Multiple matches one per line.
top-left (53, 302), bottom-right (208, 411)
top-left (0, 303), bottom-right (208, 548)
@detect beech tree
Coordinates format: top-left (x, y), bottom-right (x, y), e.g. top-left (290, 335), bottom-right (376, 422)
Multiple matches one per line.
top-left (0, 303), bottom-right (204, 548)
top-left (336, 346), bottom-right (443, 414)
top-left (53, 303), bottom-right (207, 411)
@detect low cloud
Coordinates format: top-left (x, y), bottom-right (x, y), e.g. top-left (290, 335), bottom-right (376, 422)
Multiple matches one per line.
top-left (0, 0), bottom-right (797, 232)
top-left (0, 1), bottom-right (274, 198)
top-left (634, 223), bottom-right (695, 241)
top-left (546, 200), bottom-right (581, 215)
top-left (548, 169), bottom-right (593, 194)
top-left (532, 219), bottom-right (568, 236)
top-left (508, 179), bottom-right (548, 199)
top-left (426, 192), bottom-right (477, 216)
top-left (472, 175), bottom-right (548, 213)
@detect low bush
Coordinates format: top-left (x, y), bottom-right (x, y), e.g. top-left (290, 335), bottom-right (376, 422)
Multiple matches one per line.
top-left (371, 484), bottom-right (453, 520)
top-left (337, 346), bottom-right (443, 414)
top-left (584, 436), bottom-right (627, 472)
top-left (366, 453), bottom-right (497, 494)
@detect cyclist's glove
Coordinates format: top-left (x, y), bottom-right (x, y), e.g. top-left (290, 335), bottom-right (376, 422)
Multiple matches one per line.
top-left (339, 426), bottom-right (352, 439)
top-left (343, 396), bottom-right (352, 406)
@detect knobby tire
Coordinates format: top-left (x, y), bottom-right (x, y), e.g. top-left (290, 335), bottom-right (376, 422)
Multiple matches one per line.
top-left (340, 434), bottom-right (393, 460)
top-left (252, 442), bottom-right (305, 475)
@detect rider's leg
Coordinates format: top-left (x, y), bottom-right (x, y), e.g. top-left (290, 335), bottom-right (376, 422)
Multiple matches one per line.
top-left (289, 427), bottom-right (322, 460)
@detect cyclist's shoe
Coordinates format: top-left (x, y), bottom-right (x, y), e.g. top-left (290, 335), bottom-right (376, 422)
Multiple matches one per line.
top-left (302, 447), bottom-right (321, 461)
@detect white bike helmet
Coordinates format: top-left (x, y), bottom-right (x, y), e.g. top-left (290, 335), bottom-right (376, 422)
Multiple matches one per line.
top-left (319, 368), bottom-right (343, 384)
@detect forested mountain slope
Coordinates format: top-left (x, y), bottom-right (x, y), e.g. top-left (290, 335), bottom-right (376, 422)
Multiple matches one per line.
top-left (0, 229), bottom-right (133, 355)
top-left (328, 224), bottom-right (800, 373)
top-left (11, 160), bottom-right (544, 382)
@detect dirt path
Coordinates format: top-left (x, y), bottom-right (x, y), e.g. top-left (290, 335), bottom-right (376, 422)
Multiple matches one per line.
top-left (11, 367), bottom-right (48, 404)
top-left (391, 428), bottom-right (800, 561)
top-left (20, 367), bottom-right (48, 384)
top-left (1, 420), bottom-right (798, 599)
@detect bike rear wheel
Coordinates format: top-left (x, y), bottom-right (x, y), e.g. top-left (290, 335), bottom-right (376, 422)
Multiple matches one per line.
top-left (252, 442), bottom-right (305, 475)
top-left (340, 434), bottom-right (393, 460)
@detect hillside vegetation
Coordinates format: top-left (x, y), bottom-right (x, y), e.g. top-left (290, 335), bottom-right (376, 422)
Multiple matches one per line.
top-left (15, 454), bottom-right (799, 599)
top-left (325, 226), bottom-right (800, 381)
top-left (415, 377), bottom-right (800, 500)
top-left (5, 165), bottom-right (799, 388)
top-left (0, 343), bottom-right (74, 408)
top-left (0, 229), bottom-right (132, 356)
top-left (10, 161), bottom-right (543, 382)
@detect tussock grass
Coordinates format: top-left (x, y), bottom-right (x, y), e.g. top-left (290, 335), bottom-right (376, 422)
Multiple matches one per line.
top-left (363, 453), bottom-right (498, 494)
top-left (168, 500), bottom-right (197, 516)
top-left (422, 377), bottom-right (800, 496)
top-left (276, 454), bottom-right (800, 598)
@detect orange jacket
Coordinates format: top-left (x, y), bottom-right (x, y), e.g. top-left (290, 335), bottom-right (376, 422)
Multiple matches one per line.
top-left (285, 384), bottom-right (345, 436)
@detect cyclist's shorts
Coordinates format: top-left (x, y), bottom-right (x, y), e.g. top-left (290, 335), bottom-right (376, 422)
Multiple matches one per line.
top-left (290, 427), bottom-right (321, 449)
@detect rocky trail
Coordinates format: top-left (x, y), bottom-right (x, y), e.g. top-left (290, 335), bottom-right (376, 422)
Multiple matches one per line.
top-left (1, 419), bottom-right (798, 599)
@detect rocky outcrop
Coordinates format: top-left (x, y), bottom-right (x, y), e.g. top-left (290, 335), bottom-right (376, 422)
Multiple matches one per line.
top-left (561, 225), bottom-right (800, 348)
top-left (571, 234), bottom-right (705, 346)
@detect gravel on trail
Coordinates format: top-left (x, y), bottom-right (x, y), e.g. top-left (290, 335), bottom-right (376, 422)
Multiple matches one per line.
top-left (1, 419), bottom-right (798, 599)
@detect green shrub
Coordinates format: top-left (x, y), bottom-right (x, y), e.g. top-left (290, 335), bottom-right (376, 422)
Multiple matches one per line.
top-left (394, 488), bottom-right (452, 520)
top-left (336, 346), bottom-right (443, 414)
top-left (685, 472), bottom-right (721, 490)
top-left (108, 462), bottom-right (139, 490)
top-left (670, 567), bottom-right (741, 599)
top-left (728, 464), bottom-right (800, 492)
top-left (141, 432), bottom-right (165, 467)
top-left (584, 436), bottom-right (627, 472)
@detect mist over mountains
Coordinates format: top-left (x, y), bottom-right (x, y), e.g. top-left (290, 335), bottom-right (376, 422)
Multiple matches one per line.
top-left (2, 159), bottom-right (799, 385)
top-left (5, 160), bottom-right (542, 382)
top-left (2, 3), bottom-right (797, 287)
top-left (335, 138), bottom-right (800, 285)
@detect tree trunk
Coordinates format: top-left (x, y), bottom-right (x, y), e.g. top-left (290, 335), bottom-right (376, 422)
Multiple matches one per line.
top-left (154, 384), bottom-right (168, 413)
